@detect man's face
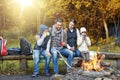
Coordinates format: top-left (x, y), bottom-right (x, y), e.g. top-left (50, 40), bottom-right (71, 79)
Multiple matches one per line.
top-left (69, 22), bottom-right (75, 29)
top-left (55, 22), bottom-right (62, 31)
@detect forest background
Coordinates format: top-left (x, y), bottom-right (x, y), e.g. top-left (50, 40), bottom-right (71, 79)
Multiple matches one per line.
top-left (0, 0), bottom-right (120, 52)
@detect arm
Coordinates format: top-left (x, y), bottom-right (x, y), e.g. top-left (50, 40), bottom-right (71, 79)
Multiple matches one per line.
top-left (67, 44), bottom-right (71, 49)
top-left (62, 30), bottom-right (67, 46)
top-left (77, 36), bottom-right (84, 46)
top-left (85, 37), bottom-right (91, 47)
top-left (46, 38), bottom-right (51, 52)
top-left (45, 38), bottom-right (52, 57)
top-left (36, 34), bottom-right (46, 46)
top-left (76, 28), bottom-right (80, 42)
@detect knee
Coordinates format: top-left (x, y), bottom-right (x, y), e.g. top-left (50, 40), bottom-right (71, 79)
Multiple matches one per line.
top-left (51, 51), bottom-right (57, 58)
top-left (50, 51), bottom-right (57, 59)
top-left (70, 53), bottom-right (74, 57)
top-left (52, 54), bottom-right (58, 60)
top-left (33, 54), bottom-right (39, 60)
top-left (33, 56), bottom-right (39, 64)
top-left (68, 51), bottom-right (74, 57)
top-left (33, 50), bottom-right (39, 59)
top-left (77, 51), bottom-right (80, 57)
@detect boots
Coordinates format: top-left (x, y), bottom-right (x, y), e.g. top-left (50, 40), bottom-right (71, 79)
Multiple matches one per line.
top-left (45, 70), bottom-right (51, 76)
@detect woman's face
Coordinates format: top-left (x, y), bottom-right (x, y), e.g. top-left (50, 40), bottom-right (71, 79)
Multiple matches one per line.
top-left (69, 22), bottom-right (75, 29)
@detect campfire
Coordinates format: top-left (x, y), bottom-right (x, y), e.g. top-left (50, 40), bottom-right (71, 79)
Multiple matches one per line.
top-left (81, 48), bottom-right (105, 71)
top-left (51, 48), bottom-right (120, 80)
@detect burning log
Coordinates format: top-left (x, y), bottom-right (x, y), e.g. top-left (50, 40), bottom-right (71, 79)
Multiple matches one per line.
top-left (81, 48), bottom-right (105, 71)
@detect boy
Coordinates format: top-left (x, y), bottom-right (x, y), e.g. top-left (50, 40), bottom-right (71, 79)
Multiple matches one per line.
top-left (32, 24), bottom-right (51, 77)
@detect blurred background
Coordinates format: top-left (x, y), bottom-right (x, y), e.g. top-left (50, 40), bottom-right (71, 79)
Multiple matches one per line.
top-left (0, 0), bottom-right (120, 52)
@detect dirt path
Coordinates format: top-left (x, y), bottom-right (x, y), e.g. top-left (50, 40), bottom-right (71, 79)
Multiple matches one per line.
top-left (0, 75), bottom-right (51, 80)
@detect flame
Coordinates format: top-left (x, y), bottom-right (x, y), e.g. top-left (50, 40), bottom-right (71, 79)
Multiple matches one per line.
top-left (81, 48), bottom-right (105, 71)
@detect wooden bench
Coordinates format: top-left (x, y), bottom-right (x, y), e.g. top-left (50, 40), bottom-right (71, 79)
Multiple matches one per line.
top-left (0, 52), bottom-right (120, 72)
top-left (0, 55), bottom-right (61, 71)
top-left (101, 52), bottom-right (120, 70)
top-left (0, 55), bottom-right (50, 71)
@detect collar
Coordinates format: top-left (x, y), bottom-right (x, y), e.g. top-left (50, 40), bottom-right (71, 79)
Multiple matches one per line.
top-left (68, 27), bottom-right (74, 32)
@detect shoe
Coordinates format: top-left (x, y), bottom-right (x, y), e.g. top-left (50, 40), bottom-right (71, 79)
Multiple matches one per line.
top-left (45, 70), bottom-right (51, 76)
top-left (45, 73), bottom-right (51, 76)
top-left (55, 73), bottom-right (59, 75)
top-left (32, 74), bottom-right (39, 77)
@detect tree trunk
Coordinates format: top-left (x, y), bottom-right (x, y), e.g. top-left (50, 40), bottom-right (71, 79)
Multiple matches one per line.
top-left (43, 14), bottom-right (46, 24)
top-left (103, 19), bottom-right (109, 43)
top-left (36, 14), bottom-right (40, 32)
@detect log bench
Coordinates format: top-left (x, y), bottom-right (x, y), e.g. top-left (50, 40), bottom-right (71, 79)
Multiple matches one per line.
top-left (0, 51), bottom-right (120, 72)
top-left (0, 55), bottom-right (33, 72)
top-left (101, 52), bottom-right (120, 70)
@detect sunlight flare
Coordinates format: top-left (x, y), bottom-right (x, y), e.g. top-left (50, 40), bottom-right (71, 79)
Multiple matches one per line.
top-left (17, 0), bottom-right (32, 9)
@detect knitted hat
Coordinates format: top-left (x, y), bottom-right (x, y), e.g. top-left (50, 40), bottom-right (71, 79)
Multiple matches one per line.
top-left (40, 24), bottom-right (48, 33)
top-left (80, 27), bottom-right (87, 33)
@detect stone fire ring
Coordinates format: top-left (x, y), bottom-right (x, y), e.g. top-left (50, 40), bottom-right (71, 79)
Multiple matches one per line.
top-left (78, 69), bottom-right (112, 77)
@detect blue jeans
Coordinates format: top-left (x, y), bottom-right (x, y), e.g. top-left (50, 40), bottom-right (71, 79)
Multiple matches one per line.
top-left (33, 49), bottom-right (50, 75)
top-left (50, 47), bottom-right (73, 74)
top-left (73, 48), bottom-right (81, 57)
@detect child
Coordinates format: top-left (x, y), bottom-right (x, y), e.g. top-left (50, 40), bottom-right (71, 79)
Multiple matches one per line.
top-left (77, 27), bottom-right (91, 63)
top-left (32, 24), bottom-right (51, 77)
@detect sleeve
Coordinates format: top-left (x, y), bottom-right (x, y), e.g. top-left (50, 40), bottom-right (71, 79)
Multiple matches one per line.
top-left (67, 44), bottom-right (71, 49)
top-left (46, 38), bottom-right (51, 51)
top-left (76, 28), bottom-right (80, 40)
top-left (37, 35), bottom-right (45, 46)
top-left (63, 30), bottom-right (67, 46)
top-left (77, 36), bottom-right (84, 47)
top-left (85, 37), bottom-right (91, 47)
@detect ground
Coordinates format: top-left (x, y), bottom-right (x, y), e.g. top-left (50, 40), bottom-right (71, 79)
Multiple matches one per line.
top-left (0, 75), bottom-right (51, 80)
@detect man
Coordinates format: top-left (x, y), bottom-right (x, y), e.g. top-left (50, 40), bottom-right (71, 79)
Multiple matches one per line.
top-left (46, 18), bottom-right (74, 74)
top-left (66, 19), bottom-right (81, 57)
top-left (32, 24), bottom-right (51, 77)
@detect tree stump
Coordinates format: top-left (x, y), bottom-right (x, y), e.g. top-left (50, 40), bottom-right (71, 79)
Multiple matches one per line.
top-left (19, 56), bottom-right (28, 73)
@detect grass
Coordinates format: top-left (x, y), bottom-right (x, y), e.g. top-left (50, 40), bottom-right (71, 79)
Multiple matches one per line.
top-left (0, 60), bottom-right (66, 75)
top-left (90, 45), bottom-right (120, 53)
top-left (0, 60), bottom-right (19, 75)
top-left (6, 35), bottom-right (35, 48)
top-left (90, 37), bottom-right (120, 53)
top-left (27, 60), bottom-right (67, 75)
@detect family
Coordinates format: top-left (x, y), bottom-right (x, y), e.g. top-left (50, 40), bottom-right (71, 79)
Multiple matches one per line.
top-left (32, 18), bottom-right (91, 77)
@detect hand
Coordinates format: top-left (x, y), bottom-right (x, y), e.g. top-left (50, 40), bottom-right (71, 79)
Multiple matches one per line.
top-left (59, 42), bottom-right (66, 46)
top-left (82, 35), bottom-right (86, 40)
top-left (46, 51), bottom-right (51, 57)
top-left (62, 42), bottom-right (66, 46)
top-left (35, 35), bottom-right (40, 40)
top-left (43, 31), bottom-right (50, 38)
top-left (70, 47), bottom-right (75, 51)
top-left (42, 31), bottom-right (47, 38)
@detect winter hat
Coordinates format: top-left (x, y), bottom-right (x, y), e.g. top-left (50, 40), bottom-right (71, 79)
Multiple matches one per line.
top-left (40, 24), bottom-right (48, 33)
top-left (80, 27), bottom-right (87, 33)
